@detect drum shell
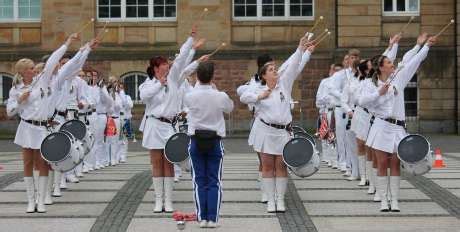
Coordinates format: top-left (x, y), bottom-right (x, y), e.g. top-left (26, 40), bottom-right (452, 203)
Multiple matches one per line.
top-left (397, 134), bottom-right (433, 176)
top-left (164, 132), bottom-right (190, 164)
top-left (41, 132), bottom-right (85, 172)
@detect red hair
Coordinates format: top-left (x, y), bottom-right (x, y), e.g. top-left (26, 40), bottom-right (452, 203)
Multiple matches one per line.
top-left (147, 56), bottom-right (168, 78)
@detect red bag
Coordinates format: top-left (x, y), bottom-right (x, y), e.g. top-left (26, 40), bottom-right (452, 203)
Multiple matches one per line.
top-left (104, 117), bottom-right (117, 136)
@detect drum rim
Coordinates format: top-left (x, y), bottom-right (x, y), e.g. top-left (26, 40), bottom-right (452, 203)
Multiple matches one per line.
top-left (293, 131), bottom-right (316, 146)
top-left (164, 132), bottom-right (190, 164)
top-left (60, 119), bottom-right (87, 141)
top-left (40, 132), bottom-right (72, 163)
top-left (291, 125), bottom-right (307, 133)
top-left (282, 137), bottom-right (315, 169)
top-left (397, 133), bottom-right (431, 164)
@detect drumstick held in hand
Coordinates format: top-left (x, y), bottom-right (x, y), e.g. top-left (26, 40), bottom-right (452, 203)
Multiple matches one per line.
top-left (96, 21), bottom-right (109, 40)
top-left (314, 32), bottom-right (331, 46)
top-left (309, 16), bottom-right (324, 34)
top-left (434, 19), bottom-right (455, 38)
top-left (195, 8), bottom-right (209, 27)
top-left (400, 16), bottom-right (415, 34)
top-left (311, 29), bottom-right (329, 43)
top-left (209, 43), bottom-right (226, 57)
top-left (76, 18), bottom-right (95, 34)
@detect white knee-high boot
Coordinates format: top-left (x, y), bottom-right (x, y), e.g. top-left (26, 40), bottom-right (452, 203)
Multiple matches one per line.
top-left (358, 156), bottom-right (367, 186)
top-left (262, 178), bottom-right (276, 213)
top-left (389, 176), bottom-right (400, 212)
top-left (152, 177), bottom-right (164, 213)
top-left (24, 177), bottom-right (36, 213)
top-left (36, 176), bottom-right (48, 213)
top-left (164, 177), bottom-right (174, 212)
top-left (33, 170), bottom-right (39, 204)
top-left (45, 171), bottom-right (54, 205)
top-left (366, 161), bottom-right (374, 193)
top-left (53, 171), bottom-right (62, 196)
top-left (376, 176), bottom-right (389, 212)
top-left (259, 173), bottom-right (267, 203)
top-left (372, 169), bottom-right (381, 201)
top-left (275, 177), bottom-right (288, 212)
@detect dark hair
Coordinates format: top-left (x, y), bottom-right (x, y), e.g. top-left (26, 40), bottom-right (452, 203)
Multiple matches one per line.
top-left (196, 61), bottom-right (214, 84)
top-left (257, 54), bottom-right (273, 70)
top-left (59, 54), bottom-right (72, 62)
top-left (147, 56), bottom-right (168, 79)
top-left (357, 59), bottom-right (370, 81)
top-left (258, 62), bottom-right (275, 86)
top-left (370, 55), bottom-right (387, 86)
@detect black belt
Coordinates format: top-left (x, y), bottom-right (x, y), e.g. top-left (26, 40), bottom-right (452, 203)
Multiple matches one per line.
top-left (111, 116), bottom-right (119, 119)
top-left (370, 115), bottom-right (375, 125)
top-left (384, 118), bottom-right (406, 128)
top-left (57, 110), bottom-right (66, 117)
top-left (120, 112), bottom-right (124, 116)
top-left (78, 112), bottom-right (86, 116)
top-left (327, 108), bottom-right (334, 111)
top-left (260, 118), bottom-right (291, 130)
top-left (21, 118), bottom-right (48, 127)
top-left (97, 112), bottom-right (107, 115)
top-left (363, 108), bottom-right (369, 113)
top-left (92, 109), bottom-right (96, 112)
top-left (335, 105), bottom-right (341, 108)
top-left (147, 115), bottom-right (173, 124)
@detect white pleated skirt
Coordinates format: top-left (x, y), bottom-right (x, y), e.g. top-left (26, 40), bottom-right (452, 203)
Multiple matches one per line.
top-left (366, 118), bottom-right (407, 154)
top-left (247, 118), bottom-right (256, 146)
top-left (250, 118), bottom-right (292, 155)
top-left (351, 107), bottom-right (372, 141)
top-left (139, 114), bottom-right (146, 132)
top-left (14, 120), bottom-right (49, 149)
top-left (142, 117), bottom-right (174, 150)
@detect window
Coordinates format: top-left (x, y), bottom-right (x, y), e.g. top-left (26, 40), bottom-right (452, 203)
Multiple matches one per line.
top-left (383, 0), bottom-right (419, 16)
top-left (0, 0), bottom-right (41, 22)
top-left (0, 73), bottom-right (13, 104)
top-left (404, 74), bottom-right (418, 118)
top-left (97, 0), bottom-right (176, 21)
top-left (121, 72), bottom-right (148, 104)
top-left (233, 0), bottom-right (314, 21)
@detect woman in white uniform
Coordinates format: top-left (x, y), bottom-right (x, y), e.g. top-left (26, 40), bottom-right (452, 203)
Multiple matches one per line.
top-left (8, 33), bottom-right (79, 213)
top-left (240, 36), bottom-right (313, 213)
top-left (140, 26), bottom-right (196, 213)
top-left (363, 33), bottom-right (434, 212)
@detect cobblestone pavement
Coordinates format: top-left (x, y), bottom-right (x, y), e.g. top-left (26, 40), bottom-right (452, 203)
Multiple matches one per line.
top-left (0, 138), bottom-right (460, 231)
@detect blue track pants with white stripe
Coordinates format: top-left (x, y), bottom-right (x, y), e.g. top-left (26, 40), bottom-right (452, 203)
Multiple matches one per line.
top-left (189, 137), bottom-right (223, 223)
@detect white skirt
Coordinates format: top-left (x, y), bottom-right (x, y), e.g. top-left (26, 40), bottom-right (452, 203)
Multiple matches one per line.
top-left (251, 118), bottom-right (292, 155)
top-left (247, 118), bottom-right (256, 146)
top-left (14, 120), bottom-right (50, 149)
top-left (139, 114), bottom-right (146, 132)
top-left (142, 117), bottom-right (174, 150)
top-left (351, 107), bottom-right (372, 141)
top-left (366, 118), bottom-right (407, 154)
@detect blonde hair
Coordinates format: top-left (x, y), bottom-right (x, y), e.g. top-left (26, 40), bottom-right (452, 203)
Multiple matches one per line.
top-left (13, 58), bottom-right (34, 86)
top-left (34, 62), bottom-right (45, 74)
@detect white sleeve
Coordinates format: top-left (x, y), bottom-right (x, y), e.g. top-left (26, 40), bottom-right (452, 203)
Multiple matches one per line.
top-left (393, 45), bottom-right (429, 91)
top-left (280, 48), bottom-right (303, 94)
top-left (37, 43), bottom-right (69, 88)
top-left (220, 92), bottom-right (234, 114)
top-left (168, 37), bottom-right (194, 84)
top-left (340, 81), bottom-right (352, 113)
top-left (139, 80), bottom-right (162, 101)
top-left (383, 43), bottom-right (399, 63)
top-left (178, 61), bottom-right (199, 84)
top-left (400, 44), bottom-right (421, 66)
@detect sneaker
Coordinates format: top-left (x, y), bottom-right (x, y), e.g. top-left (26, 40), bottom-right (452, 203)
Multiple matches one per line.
top-left (346, 176), bottom-right (359, 181)
top-left (67, 175), bottom-right (79, 183)
top-left (199, 220), bottom-right (208, 228)
top-left (174, 176), bottom-right (180, 183)
top-left (207, 221), bottom-right (218, 228)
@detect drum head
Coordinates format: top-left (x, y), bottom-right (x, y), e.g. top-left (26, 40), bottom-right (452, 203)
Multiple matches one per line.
top-left (292, 126), bottom-right (306, 134)
top-left (398, 134), bottom-right (430, 163)
top-left (41, 132), bottom-right (71, 162)
top-left (60, 120), bottom-right (87, 140)
top-left (164, 133), bottom-right (190, 163)
top-left (283, 138), bottom-right (314, 168)
top-left (294, 131), bottom-right (316, 146)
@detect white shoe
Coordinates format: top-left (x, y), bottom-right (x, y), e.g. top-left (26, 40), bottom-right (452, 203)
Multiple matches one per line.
top-left (44, 171), bottom-right (54, 205)
top-left (358, 156), bottom-right (367, 186)
top-left (358, 176), bottom-right (367, 186)
top-left (327, 161), bottom-right (332, 167)
top-left (152, 177), bottom-right (164, 213)
top-left (346, 176), bottom-right (359, 181)
top-left (389, 176), bottom-right (400, 212)
top-left (94, 165), bottom-right (101, 170)
top-left (67, 174), bottom-right (79, 183)
top-left (199, 220), bottom-right (208, 228)
top-left (263, 178), bottom-right (276, 213)
top-left (275, 177), bottom-right (287, 212)
top-left (207, 221), bottom-right (218, 228)
top-left (377, 176), bottom-right (389, 212)
top-left (76, 172), bottom-right (84, 178)
top-left (342, 170), bottom-right (351, 177)
top-left (174, 176), bottom-right (180, 183)
top-left (88, 166), bottom-right (94, 171)
top-left (60, 175), bottom-right (67, 189)
top-left (37, 176), bottom-right (48, 213)
top-left (120, 158), bottom-right (127, 163)
top-left (82, 166), bottom-right (89, 173)
top-left (24, 177), bottom-right (36, 213)
top-left (164, 177), bottom-right (174, 212)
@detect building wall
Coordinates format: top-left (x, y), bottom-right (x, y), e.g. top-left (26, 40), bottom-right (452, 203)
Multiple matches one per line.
top-left (0, 0), bottom-right (458, 134)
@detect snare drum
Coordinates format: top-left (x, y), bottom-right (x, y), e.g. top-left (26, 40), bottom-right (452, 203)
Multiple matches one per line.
top-left (282, 137), bottom-right (320, 178)
top-left (60, 119), bottom-right (94, 155)
top-left (164, 133), bottom-right (190, 164)
top-left (397, 134), bottom-right (433, 176)
top-left (40, 131), bottom-right (85, 172)
top-left (293, 131), bottom-right (316, 146)
top-left (292, 125), bottom-right (307, 134)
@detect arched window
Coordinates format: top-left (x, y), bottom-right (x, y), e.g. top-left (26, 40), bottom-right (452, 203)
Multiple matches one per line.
top-left (0, 73), bottom-right (13, 105)
top-left (121, 71), bottom-right (148, 104)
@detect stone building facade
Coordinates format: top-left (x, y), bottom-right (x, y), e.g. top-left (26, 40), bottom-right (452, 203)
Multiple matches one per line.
top-left (0, 0), bottom-right (458, 134)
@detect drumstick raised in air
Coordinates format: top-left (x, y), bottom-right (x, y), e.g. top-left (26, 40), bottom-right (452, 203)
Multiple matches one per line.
top-left (76, 18), bottom-right (95, 34)
top-left (311, 29), bottom-right (329, 43)
top-left (309, 15), bottom-right (324, 34)
top-left (313, 32), bottom-right (331, 46)
top-left (195, 8), bottom-right (209, 27)
top-left (209, 43), bottom-right (226, 57)
top-left (434, 19), bottom-right (455, 38)
top-left (96, 21), bottom-right (110, 40)
top-left (400, 16), bottom-right (415, 34)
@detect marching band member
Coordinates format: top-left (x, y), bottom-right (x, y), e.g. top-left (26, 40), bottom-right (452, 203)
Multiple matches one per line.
top-left (184, 58), bottom-right (234, 228)
top-left (140, 26), bottom-right (196, 213)
top-left (119, 84), bottom-right (133, 163)
top-left (362, 33), bottom-right (433, 212)
top-left (8, 33), bottom-right (79, 213)
top-left (105, 76), bottom-right (123, 166)
top-left (240, 36), bottom-right (313, 213)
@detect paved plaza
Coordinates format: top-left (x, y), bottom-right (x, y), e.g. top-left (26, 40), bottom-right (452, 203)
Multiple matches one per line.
top-left (0, 137), bottom-right (459, 232)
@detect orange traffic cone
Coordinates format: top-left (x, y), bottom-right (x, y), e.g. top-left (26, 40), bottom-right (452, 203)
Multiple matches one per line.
top-left (433, 148), bottom-right (446, 168)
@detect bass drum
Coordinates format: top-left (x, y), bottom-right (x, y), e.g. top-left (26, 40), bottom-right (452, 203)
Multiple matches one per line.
top-left (164, 132), bottom-right (190, 165)
top-left (40, 131), bottom-right (85, 172)
top-left (282, 137), bottom-right (320, 178)
top-left (397, 134), bottom-right (433, 176)
top-left (60, 119), bottom-right (94, 155)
